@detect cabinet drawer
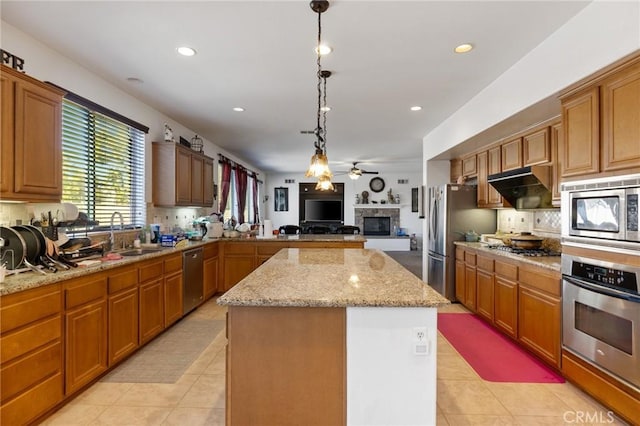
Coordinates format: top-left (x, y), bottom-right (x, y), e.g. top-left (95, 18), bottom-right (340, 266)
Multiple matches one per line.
top-left (477, 255), bottom-right (494, 272)
top-left (1, 340), bottom-right (61, 403)
top-left (519, 267), bottom-right (560, 296)
top-left (257, 243), bottom-right (287, 256)
top-left (108, 267), bottom-right (138, 294)
top-left (224, 242), bottom-right (255, 255)
top-left (455, 247), bottom-right (465, 260)
top-left (0, 371), bottom-right (63, 426)
top-left (164, 254), bottom-right (182, 274)
top-left (1, 316), bottom-right (61, 364)
top-left (65, 277), bottom-right (107, 310)
top-left (464, 252), bottom-right (476, 265)
top-left (139, 260), bottom-right (164, 282)
top-left (203, 243), bottom-right (219, 259)
top-left (495, 261), bottom-right (518, 280)
top-left (1, 284), bottom-right (61, 333)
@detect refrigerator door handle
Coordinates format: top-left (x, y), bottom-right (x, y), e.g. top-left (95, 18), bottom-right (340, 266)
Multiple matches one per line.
top-left (430, 194), bottom-right (438, 243)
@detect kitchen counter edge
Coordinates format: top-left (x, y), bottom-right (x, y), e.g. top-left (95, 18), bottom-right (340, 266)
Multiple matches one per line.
top-left (453, 241), bottom-right (561, 272)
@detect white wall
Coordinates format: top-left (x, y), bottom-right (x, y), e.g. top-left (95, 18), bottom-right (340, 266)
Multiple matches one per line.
top-left (0, 21), bottom-right (266, 213)
top-left (265, 172), bottom-right (423, 235)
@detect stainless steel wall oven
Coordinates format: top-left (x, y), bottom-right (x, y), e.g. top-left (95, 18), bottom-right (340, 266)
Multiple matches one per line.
top-left (561, 253), bottom-right (640, 391)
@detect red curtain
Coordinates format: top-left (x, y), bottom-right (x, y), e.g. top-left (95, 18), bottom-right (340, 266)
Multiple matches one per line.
top-left (235, 165), bottom-right (248, 223)
top-left (252, 174), bottom-right (259, 223)
top-left (219, 159), bottom-right (232, 216)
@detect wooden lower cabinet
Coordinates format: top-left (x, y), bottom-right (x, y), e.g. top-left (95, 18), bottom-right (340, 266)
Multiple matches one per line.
top-left (164, 271), bottom-right (183, 327)
top-left (203, 256), bottom-right (218, 299)
top-left (0, 284), bottom-right (64, 425)
top-left (455, 259), bottom-right (466, 303)
top-left (475, 268), bottom-right (494, 323)
top-left (223, 256), bottom-right (255, 291)
top-left (226, 306), bottom-right (345, 425)
top-left (108, 287), bottom-right (139, 365)
top-left (65, 299), bottom-right (108, 395)
top-left (139, 279), bottom-right (164, 344)
top-left (518, 283), bottom-right (561, 368)
top-left (493, 275), bottom-right (518, 338)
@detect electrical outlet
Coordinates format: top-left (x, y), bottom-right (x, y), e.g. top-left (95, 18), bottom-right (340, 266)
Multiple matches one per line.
top-left (413, 327), bottom-right (429, 356)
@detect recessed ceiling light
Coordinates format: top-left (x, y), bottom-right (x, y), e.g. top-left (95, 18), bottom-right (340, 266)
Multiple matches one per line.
top-left (320, 106), bottom-right (331, 112)
top-left (315, 44), bottom-right (332, 55)
top-left (454, 43), bottom-right (473, 54)
top-left (233, 107), bottom-right (245, 112)
top-left (410, 106), bottom-right (422, 111)
top-left (177, 46), bottom-right (197, 56)
top-left (126, 77), bottom-right (143, 84)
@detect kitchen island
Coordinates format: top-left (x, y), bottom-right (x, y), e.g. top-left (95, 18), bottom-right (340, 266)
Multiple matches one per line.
top-left (218, 248), bottom-right (449, 425)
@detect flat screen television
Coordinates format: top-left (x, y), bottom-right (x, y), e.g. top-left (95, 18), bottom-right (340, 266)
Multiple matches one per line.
top-left (304, 199), bottom-right (343, 222)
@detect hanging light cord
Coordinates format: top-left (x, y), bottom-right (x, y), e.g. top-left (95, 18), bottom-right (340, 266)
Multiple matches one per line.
top-left (315, 7), bottom-right (324, 152)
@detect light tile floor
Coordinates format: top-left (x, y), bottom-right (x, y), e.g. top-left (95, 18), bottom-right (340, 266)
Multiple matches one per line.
top-left (43, 299), bottom-right (629, 426)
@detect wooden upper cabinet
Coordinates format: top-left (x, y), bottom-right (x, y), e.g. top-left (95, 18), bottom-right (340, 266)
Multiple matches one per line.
top-left (501, 138), bottom-right (523, 171)
top-left (152, 142), bottom-right (215, 207)
top-left (487, 146), bottom-right (510, 208)
top-left (462, 154), bottom-right (477, 177)
top-left (523, 127), bottom-right (550, 166)
top-left (551, 122), bottom-right (563, 206)
top-left (450, 158), bottom-right (462, 183)
top-left (561, 86), bottom-right (600, 177)
top-left (600, 60), bottom-right (640, 172)
top-left (1, 65), bottom-right (64, 202)
top-left (476, 151), bottom-right (488, 207)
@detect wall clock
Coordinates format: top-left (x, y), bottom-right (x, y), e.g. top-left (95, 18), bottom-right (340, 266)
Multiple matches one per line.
top-left (369, 177), bottom-right (385, 193)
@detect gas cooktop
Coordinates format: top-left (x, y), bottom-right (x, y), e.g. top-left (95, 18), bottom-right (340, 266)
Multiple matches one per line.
top-left (487, 245), bottom-right (561, 257)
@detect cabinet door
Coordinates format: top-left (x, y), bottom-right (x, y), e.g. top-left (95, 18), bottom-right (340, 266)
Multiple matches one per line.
top-left (464, 264), bottom-right (477, 312)
top-left (164, 272), bottom-right (183, 327)
top-left (476, 151), bottom-right (488, 207)
top-left (551, 122), bottom-right (563, 206)
top-left (13, 78), bottom-right (63, 199)
top-left (203, 157), bottom-right (214, 207)
top-left (462, 154), bottom-right (477, 177)
top-left (561, 87), bottom-right (600, 177)
top-left (454, 259), bottom-right (465, 303)
top-left (139, 279), bottom-right (164, 344)
top-left (494, 276), bottom-right (518, 338)
top-left (476, 269), bottom-right (494, 322)
top-left (1, 72), bottom-right (14, 194)
top-left (487, 146), bottom-right (505, 206)
top-left (450, 158), bottom-right (462, 184)
top-left (501, 138), bottom-right (522, 171)
top-left (518, 284), bottom-right (561, 368)
top-left (203, 256), bottom-right (218, 299)
top-left (175, 146), bottom-right (192, 205)
top-left (65, 300), bottom-right (108, 395)
top-left (191, 155), bottom-right (204, 205)
top-left (223, 256), bottom-right (255, 291)
top-left (108, 287), bottom-right (138, 366)
top-left (601, 61), bottom-right (640, 171)
top-left (523, 127), bottom-right (550, 166)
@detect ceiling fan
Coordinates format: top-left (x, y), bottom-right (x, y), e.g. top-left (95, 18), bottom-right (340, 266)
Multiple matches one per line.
top-left (338, 162), bottom-right (379, 180)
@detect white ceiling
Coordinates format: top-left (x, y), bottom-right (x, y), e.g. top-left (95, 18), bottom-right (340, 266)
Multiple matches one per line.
top-left (1, 1), bottom-right (590, 175)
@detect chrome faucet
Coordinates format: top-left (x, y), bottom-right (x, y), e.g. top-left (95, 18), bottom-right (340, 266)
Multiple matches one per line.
top-left (110, 211), bottom-right (123, 251)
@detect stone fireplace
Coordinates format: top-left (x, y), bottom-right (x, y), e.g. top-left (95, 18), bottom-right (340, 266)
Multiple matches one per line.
top-left (354, 207), bottom-right (400, 236)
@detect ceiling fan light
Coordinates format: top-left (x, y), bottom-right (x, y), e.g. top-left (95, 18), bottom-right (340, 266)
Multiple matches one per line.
top-left (348, 169), bottom-right (361, 180)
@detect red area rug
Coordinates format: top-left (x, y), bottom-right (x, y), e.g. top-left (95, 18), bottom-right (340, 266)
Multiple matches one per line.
top-left (438, 313), bottom-right (565, 383)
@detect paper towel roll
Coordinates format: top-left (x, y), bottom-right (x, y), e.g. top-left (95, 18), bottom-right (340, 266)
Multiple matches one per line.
top-left (263, 220), bottom-right (273, 238)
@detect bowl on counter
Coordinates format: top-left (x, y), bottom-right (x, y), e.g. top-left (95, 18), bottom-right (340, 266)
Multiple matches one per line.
top-left (223, 230), bottom-right (240, 238)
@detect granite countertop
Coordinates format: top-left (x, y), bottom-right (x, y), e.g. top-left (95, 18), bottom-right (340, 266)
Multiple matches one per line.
top-left (217, 248), bottom-right (450, 308)
top-left (222, 234), bottom-right (367, 242)
top-left (0, 239), bottom-right (216, 296)
top-left (454, 241), bottom-right (561, 272)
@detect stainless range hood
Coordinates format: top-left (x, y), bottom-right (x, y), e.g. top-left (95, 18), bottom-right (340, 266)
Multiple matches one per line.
top-left (487, 165), bottom-right (554, 209)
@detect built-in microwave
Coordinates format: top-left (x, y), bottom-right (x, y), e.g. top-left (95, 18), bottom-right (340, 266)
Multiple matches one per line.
top-left (561, 174), bottom-right (640, 243)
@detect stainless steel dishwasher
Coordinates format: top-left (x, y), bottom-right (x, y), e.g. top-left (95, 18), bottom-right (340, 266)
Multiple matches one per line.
top-left (183, 247), bottom-right (203, 314)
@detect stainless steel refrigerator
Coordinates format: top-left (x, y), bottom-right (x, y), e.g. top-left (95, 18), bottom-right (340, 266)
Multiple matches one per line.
top-left (427, 184), bottom-right (496, 301)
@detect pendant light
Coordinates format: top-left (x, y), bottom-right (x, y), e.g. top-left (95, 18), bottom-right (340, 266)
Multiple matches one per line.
top-left (305, 0), bottom-right (334, 191)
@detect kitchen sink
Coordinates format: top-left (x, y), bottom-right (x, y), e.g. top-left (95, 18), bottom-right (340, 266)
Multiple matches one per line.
top-left (119, 248), bottom-right (166, 256)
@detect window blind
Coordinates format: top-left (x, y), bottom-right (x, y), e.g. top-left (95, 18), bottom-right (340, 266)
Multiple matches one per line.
top-left (61, 99), bottom-right (145, 227)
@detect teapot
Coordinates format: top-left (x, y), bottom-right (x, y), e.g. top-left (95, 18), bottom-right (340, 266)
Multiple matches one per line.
top-left (457, 230), bottom-right (480, 242)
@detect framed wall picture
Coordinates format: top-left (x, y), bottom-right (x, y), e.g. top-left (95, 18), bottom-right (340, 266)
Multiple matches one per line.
top-left (411, 187), bottom-right (419, 212)
top-left (274, 187), bottom-right (289, 212)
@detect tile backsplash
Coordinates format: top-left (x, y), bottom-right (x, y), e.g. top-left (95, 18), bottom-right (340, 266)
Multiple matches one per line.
top-left (497, 209), bottom-right (560, 237)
